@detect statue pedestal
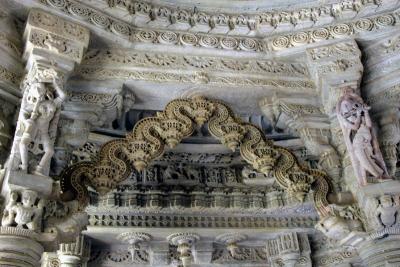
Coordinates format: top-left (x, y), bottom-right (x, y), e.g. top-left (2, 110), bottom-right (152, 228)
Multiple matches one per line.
top-left (6, 170), bottom-right (53, 197)
top-left (0, 227), bottom-right (43, 267)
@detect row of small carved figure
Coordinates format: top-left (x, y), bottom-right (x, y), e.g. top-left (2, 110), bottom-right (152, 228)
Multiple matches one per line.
top-left (93, 189), bottom-right (310, 210)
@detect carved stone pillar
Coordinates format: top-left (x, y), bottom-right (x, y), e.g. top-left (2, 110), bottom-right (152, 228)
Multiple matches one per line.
top-left (266, 232), bottom-right (311, 267)
top-left (0, 8), bottom-right (89, 267)
top-left (57, 235), bottom-right (90, 267)
top-left (306, 40), bottom-right (363, 191)
top-left (5, 9), bottom-right (89, 177)
top-left (362, 32), bottom-right (400, 179)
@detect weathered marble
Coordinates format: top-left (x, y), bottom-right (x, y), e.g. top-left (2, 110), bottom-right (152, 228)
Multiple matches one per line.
top-left (1, 0), bottom-right (400, 266)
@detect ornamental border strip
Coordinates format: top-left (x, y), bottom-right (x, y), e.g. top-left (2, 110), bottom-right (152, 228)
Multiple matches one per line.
top-left (81, 49), bottom-right (310, 77)
top-left (38, 0), bottom-right (400, 53)
top-left (74, 67), bottom-right (316, 92)
top-left (99, 0), bottom-right (384, 36)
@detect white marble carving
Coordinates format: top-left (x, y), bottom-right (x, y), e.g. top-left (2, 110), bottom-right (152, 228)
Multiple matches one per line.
top-left (1, 190), bottom-right (45, 232)
top-left (10, 70), bottom-right (66, 176)
top-left (336, 91), bottom-right (389, 186)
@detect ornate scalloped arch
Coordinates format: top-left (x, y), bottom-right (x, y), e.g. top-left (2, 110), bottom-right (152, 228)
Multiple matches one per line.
top-left (60, 96), bottom-right (333, 217)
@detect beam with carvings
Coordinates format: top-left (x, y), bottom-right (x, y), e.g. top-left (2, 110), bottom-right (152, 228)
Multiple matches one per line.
top-left (73, 48), bottom-right (315, 93)
top-left (13, 0), bottom-right (400, 55)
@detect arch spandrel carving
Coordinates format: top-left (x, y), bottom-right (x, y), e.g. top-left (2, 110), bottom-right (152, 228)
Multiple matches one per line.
top-left (60, 96), bottom-right (333, 218)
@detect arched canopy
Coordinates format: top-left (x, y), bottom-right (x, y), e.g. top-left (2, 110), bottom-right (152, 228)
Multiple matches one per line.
top-left (60, 96), bottom-right (333, 217)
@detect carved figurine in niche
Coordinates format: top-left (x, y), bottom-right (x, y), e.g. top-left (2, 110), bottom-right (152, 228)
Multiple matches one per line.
top-left (164, 165), bottom-right (185, 181)
top-left (336, 91), bottom-right (389, 186)
top-left (12, 70), bottom-right (66, 176)
top-left (2, 190), bottom-right (45, 232)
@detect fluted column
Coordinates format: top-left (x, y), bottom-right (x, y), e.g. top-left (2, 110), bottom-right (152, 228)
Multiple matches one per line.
top-left (57, 235), bottom-right (90, 267)
top-left (266, 232), bottom-right (311, 267)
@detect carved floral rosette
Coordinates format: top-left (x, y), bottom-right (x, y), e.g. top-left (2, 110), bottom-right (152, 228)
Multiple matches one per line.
top-left (60, 96), bottom-right (333, 218)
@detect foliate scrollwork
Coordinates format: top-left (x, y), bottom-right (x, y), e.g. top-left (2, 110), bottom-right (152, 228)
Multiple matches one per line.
top-left (60, 96), bottom-right (333, 219)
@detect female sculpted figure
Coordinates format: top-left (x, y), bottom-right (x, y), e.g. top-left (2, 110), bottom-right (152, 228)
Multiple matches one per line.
top-left (16, 72), bottom-right (66, 176)
top-left (336, 92), bottom-right (389, 186)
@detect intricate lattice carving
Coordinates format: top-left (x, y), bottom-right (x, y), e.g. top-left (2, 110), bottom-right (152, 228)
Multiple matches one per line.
top-left (60, 96), bottom-right (333, 218)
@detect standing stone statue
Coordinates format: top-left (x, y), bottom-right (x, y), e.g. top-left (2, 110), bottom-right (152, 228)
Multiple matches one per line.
top-left (9, 69), bottom-right (66, 176)
top-left (336, 91), bottom-right (389, 186)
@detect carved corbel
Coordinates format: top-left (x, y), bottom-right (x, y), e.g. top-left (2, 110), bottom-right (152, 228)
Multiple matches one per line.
top-left (260, 96), bottom-right (342, 190)
top-left (306, 41), bottom-right (363, 115)
top-left (215, 233), bottom-right (247, 258)
top-left (167, 233), bottom-right (199, 267)
top-left (118, 232), bottom-right (152, 262)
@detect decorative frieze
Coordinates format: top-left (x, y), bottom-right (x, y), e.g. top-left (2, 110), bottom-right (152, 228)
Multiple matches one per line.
top-left (75, 67), bottom-right (316, 91)
top-left (36, 0), bottom-right (400, 53)
top-left (98, 0), bottom-right (386, 35)
top-left (0, 65), bottom-right (21, 87)
top-left (89, 248), bottom-right (149, 265)
top-left (268, 12), bottom-right (398, 51)
top-left (314, 247), bottom-right (358, 267)
top-left (82, 49), bottom-right (310, 77)
top-left (87, 213), bottom-right (318, 228)
top-left (212, 246), bottom-right (267, 264)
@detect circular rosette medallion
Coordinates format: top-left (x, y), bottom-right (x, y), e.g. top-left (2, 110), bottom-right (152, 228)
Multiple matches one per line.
top-left (68, 4), bottom-right (90, 19)
top-left (180, 33), bottom-right (198, 46)
top-left (158, 31), bottom-right (178, 44)
top-left (111, 22), bottom-right (131, 36)
top-left (221, 37), bottom-right (238, 50)
top-left (90, 13), bottom-right (110, 29)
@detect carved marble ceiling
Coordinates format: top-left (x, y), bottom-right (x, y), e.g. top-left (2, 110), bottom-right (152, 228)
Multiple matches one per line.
top-left (3, 0), bottom-right (393, 114)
